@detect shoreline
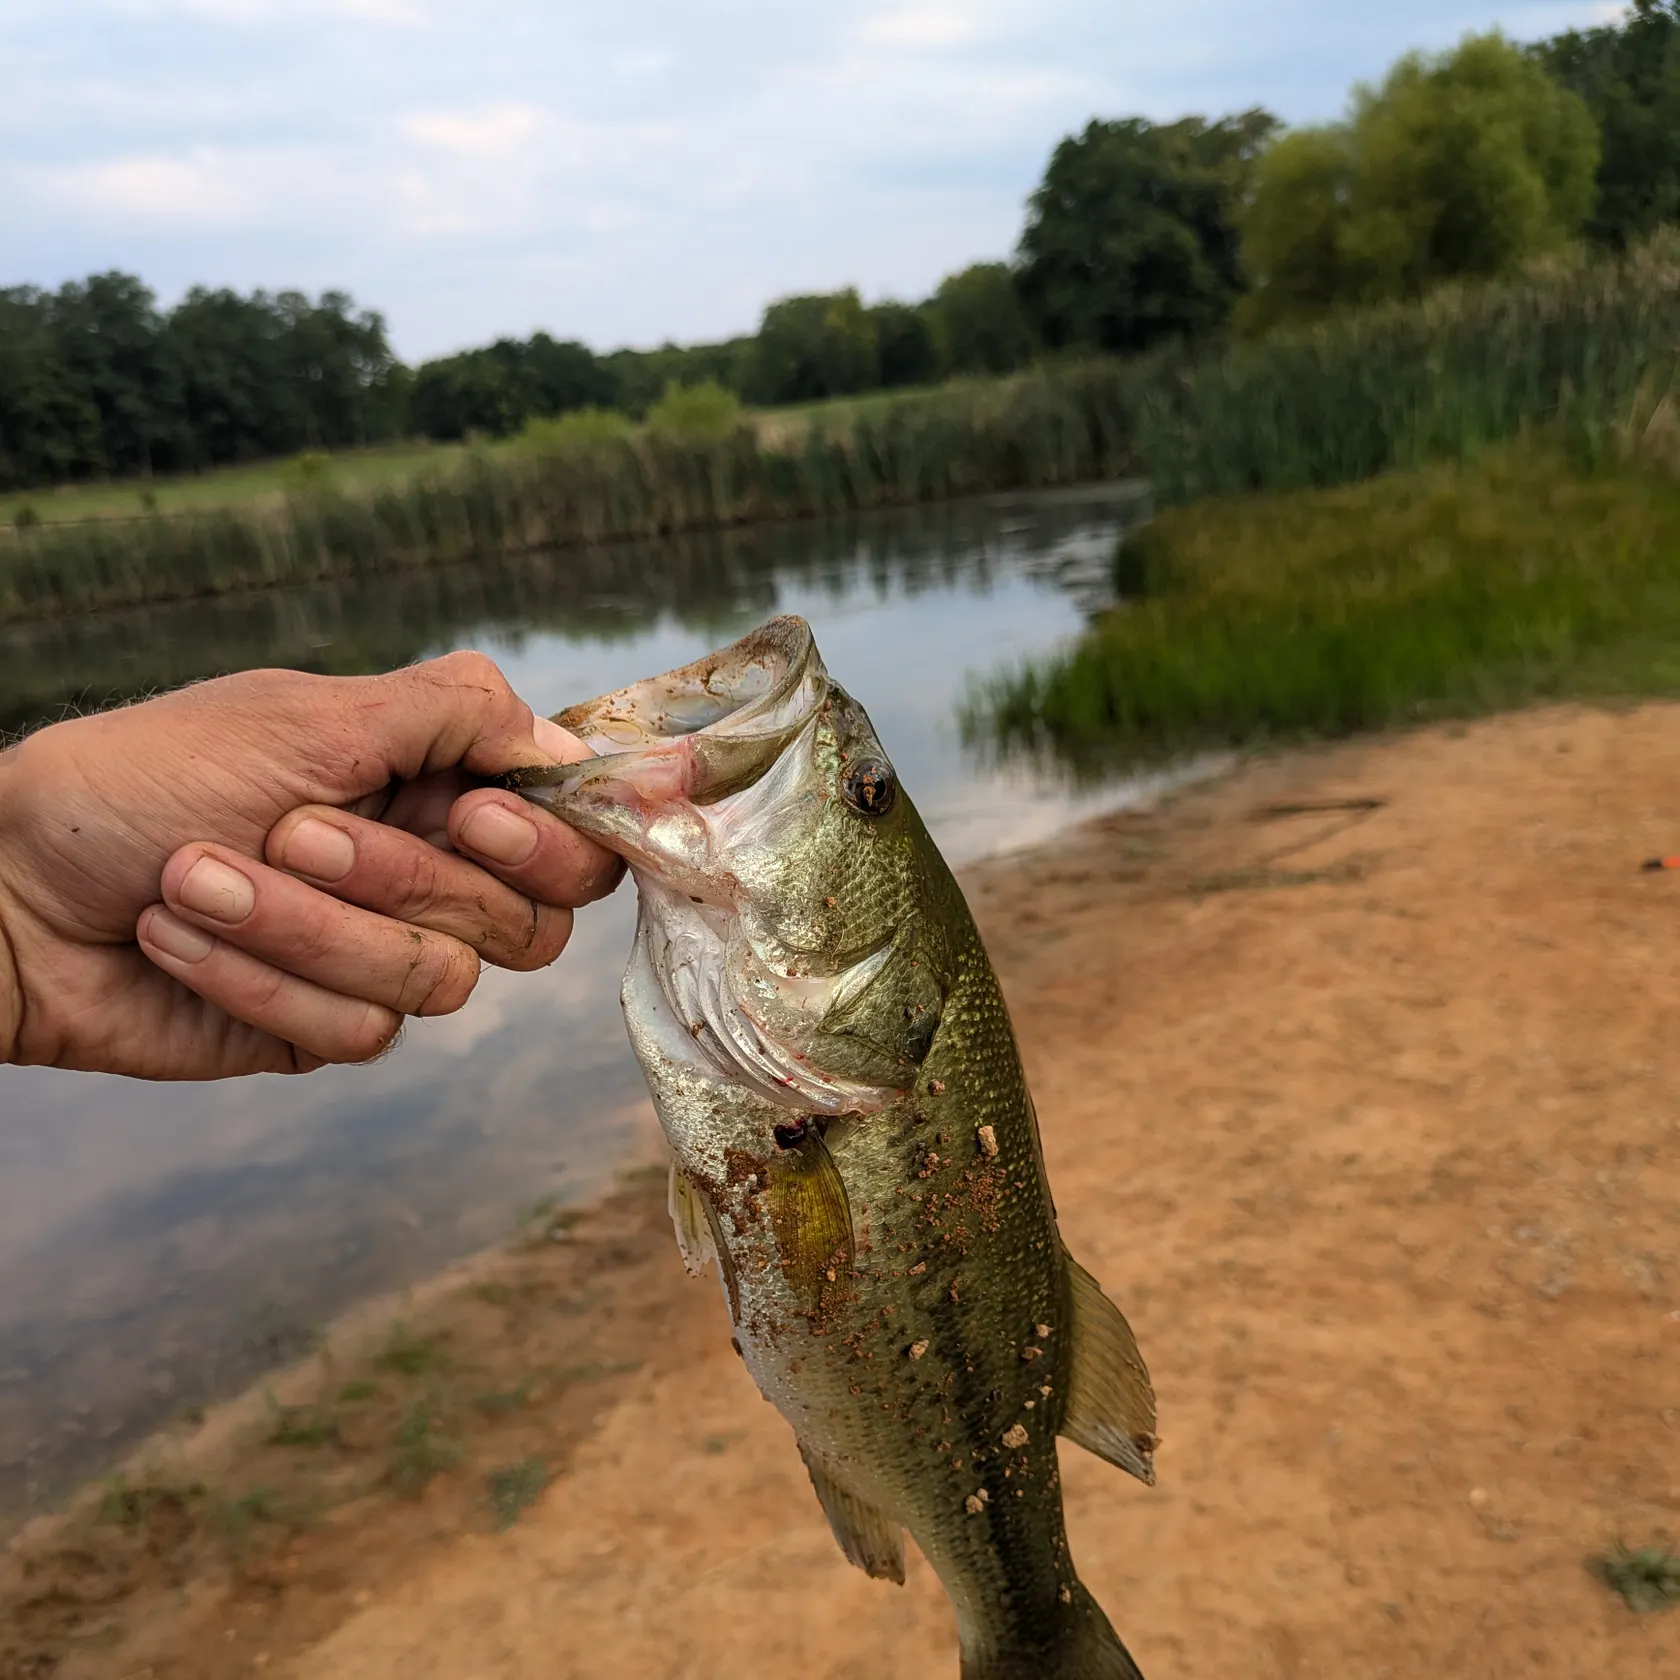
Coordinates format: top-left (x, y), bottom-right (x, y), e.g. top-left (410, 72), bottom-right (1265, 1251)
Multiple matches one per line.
top-left (7, 701), bottom-right (1680, 1677)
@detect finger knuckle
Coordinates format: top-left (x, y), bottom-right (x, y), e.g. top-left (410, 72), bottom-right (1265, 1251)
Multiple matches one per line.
top-left (429, 648), bottom-right (509, 697)
top-left (496, 905), bottom-right (572, 973)
top-left (405, 938), bottom-right (480, 1016)
top-left (342, 1004), bottom-right (404, 1064)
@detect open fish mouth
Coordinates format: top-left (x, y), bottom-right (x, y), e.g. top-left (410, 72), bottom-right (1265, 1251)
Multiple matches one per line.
top-left (503, 614), bottom-right (906, 1115)
top-left (503, 615), bottom-right (830, 819)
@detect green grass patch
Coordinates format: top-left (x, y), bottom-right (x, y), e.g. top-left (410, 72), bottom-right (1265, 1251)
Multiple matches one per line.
top-left (1588, 1542), bottom-right (1680, 1612)
top-left (486, 1458), bottom-right (550, 1532)
top-left (388, 1405), bottom-right (459, 1499)
top-left (265, 1399), bottom-right (339, 1448)
top-left (377, 1321), bottom-right (444, 1378)
top-left (0, 440), bottom-right (465, 529)
top-left (971, 445), bottom-right (1680, 774)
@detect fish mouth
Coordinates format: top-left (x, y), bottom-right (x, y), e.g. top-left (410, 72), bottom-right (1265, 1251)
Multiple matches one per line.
top-left (501, 615), bottom-right (829, 855)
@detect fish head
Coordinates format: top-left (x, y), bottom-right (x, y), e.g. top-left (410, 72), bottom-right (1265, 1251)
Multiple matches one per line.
top-left (504, 616), bottom-right (948, 1110)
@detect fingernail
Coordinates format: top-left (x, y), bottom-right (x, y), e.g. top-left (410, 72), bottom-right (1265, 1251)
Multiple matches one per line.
top-left (533, 716), bottom-right (585, 763)
top-left (459, 803), bottom-right (539, 866)
top-left (178, 856), bottom-right (256, 923)
top-left (279, 817), bottom-right (356, 883)
top-left (144, 907), bottom-right (216, 964)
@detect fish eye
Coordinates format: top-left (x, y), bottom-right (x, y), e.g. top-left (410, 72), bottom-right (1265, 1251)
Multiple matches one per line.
top-left (842, 756), bottom-right (897, 819)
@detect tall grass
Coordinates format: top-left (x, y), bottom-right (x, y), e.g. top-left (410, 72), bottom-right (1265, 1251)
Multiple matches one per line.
top-left (971, 446), bottom-right (1680, 775)
top-left (1135, 231), bottom-right (1680, 503)
top-left (0, 363), bottom-right (1139, 621)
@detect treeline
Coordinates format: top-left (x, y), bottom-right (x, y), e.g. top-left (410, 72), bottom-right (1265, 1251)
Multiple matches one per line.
top-left (3, 4), bottom-right (1678, 491)
top-left (0, 280), bottom-right (407, 489)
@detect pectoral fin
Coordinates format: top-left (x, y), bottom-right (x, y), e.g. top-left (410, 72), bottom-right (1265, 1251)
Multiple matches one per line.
top-left (668, 1162), bottom-right (739, 1323)
top-left (800, 1447), bottom-right (905, 1584)
top-left (668, 1161), bottom-right (717, 1277)
top-left (764, 1123), bottom-right (854, 1309)
top-left (1060, 1253), bottom-right (1158, 1487)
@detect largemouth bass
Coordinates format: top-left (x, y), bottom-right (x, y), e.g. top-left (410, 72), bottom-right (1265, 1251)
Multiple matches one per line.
top-left (506, 616), bottom-right (1157, 1680)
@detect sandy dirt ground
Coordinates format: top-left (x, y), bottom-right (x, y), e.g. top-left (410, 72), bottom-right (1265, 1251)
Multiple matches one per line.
top-left (6, 703), bottom-right (1680, 1679)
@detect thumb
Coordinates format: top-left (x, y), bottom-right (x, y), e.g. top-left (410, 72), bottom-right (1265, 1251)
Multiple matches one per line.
top-left (347, 651), bottom-right (592, 789)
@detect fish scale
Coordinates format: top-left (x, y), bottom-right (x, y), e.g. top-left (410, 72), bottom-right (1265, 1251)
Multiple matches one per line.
top-left (505, 615), bottom-right (1157, 1680)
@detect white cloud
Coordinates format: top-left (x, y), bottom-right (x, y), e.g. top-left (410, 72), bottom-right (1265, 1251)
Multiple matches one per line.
top-left (400, 104), bottom-right (544, 159)
top-left (25, 148), bottom-right (260, 225)
top-left (856, 4), bottom-right (985, 49)
top-left (116, 0), bottom-right (435, 23)
top-left (2, 0), bottom-right (1622, 355)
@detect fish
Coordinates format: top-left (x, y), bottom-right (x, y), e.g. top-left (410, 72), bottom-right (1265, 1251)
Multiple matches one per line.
top-left (504, 615), bottom-right (1157, 1680)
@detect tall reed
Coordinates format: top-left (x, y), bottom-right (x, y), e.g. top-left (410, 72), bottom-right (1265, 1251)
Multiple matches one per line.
top-left (0, 364), bottom-right (1140, 621)
top-left (1134, 231), bottom-right (1680, 502)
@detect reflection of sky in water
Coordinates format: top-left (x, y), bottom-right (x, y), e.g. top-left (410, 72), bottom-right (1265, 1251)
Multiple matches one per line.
top-left (0, 488), bottom-right (1165, 1521)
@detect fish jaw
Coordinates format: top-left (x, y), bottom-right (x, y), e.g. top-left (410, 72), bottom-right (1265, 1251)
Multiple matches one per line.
top-left (507, 740), bottom-right (721, 893)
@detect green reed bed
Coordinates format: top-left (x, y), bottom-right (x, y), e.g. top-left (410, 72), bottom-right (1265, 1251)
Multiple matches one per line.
top-left (1135, 231), bottom-right (1680, 503)
top-left (0, 363), bottom-right (1139, 621)
top-left (971, 446), bottom-right (1680, 775)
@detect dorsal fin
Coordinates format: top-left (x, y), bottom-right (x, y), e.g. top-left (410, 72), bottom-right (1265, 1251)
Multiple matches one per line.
top-left (1059, 1253), bottom-right (1158, 1487)
top-left (800, 1447), bottom-right (905, 1584)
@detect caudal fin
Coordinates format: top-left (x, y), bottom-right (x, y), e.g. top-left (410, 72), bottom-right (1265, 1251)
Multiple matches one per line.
top-left (960, 1581), bottom-right (1145, 1680)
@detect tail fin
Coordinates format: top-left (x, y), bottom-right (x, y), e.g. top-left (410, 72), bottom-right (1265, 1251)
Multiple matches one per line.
top-left (960, 1581), bottom-right (1145, 1680)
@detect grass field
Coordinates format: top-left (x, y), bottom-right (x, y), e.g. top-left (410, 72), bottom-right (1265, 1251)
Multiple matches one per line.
top-left (970, 444), bottom-right (1680, 774)
top-left (0, 440), bottom-right (470, 529)
top-left (0, 381), bottom-right (989, 531)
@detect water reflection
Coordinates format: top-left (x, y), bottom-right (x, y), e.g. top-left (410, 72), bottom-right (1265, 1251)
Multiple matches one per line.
top-left (0, 484), bottom-right (1151, 1527)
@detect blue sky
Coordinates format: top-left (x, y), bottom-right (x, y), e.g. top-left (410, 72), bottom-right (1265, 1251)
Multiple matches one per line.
top-left (2, 1), bottom-right (1621, 361)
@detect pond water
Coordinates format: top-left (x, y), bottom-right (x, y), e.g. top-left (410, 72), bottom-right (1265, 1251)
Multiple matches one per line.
top-left (0, 485), bottom-right (1168, 1526)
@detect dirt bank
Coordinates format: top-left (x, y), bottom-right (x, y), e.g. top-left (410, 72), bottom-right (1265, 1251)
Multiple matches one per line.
top-left (6, 703), bottom-right (1680, 1679)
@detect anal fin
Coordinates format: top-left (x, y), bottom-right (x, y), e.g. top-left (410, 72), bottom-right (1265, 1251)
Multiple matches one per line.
top-left (800, 1447), bottom-right (905, 1584)
top-left (1060, 1252), bottom-right (1158, 1487)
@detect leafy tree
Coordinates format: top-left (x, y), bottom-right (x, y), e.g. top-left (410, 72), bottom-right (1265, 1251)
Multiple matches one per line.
top-left (165, 287), bottom-right (292, 465)
top-left (1017, 110), bottom-right (1279, 353)
top-left (1240, 34), bottom-right (1600, 328)
top-left (928, 264), bottom-right (1036, 375)
top-left (50, 272), bottom-right (177, 477)
top-left (0, 289), bottom-right (101, 485)
top-left (748, 289), bottom-right (879, 405)
top-left (600, 339), bottom-right (753, 416)
top-left (868, 302), bottom-right (940, 388)
top-left (1534, 1), bottom-right (1680, 248)
top-left (408, 334), bottom-right (614, 440)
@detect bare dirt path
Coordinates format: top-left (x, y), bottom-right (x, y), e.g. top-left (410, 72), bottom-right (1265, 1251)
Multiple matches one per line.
top-left (7, 703), bottom-right (1680, 1679)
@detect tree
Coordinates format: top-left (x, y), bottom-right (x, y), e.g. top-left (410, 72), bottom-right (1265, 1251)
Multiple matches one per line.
top-left (165, 287), bottom-right (291, 465)
top-left (927, 264), bottom-right (1035, 375)
top-left (49, 272), bottom-right (177, 477)
top-left (408, 334), bottom-right (615, 440)
top-left (0, 289), bottom-right (101, 487)
top-left (1535, 1), bottom-right (1680, 248)
top-left (1017, 110), bottom-right (1279, 354)
top-left (748, 289), bottom-right (879, 405)
top-left (1240, 33), bottom-right (1600, 328)
top-left (868, 302), bottom-right (940, 388)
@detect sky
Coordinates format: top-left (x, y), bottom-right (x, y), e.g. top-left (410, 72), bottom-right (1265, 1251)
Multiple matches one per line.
top-left (1, 1), bottom-right (1623, 362)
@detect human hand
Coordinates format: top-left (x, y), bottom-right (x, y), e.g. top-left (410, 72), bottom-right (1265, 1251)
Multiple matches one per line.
top-left (0, 652), bottom-right (621, 1080)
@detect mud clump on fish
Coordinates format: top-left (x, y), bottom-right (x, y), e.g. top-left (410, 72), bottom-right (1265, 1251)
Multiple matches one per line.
top-left (505, 615), bottom-right (1157, 1680)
